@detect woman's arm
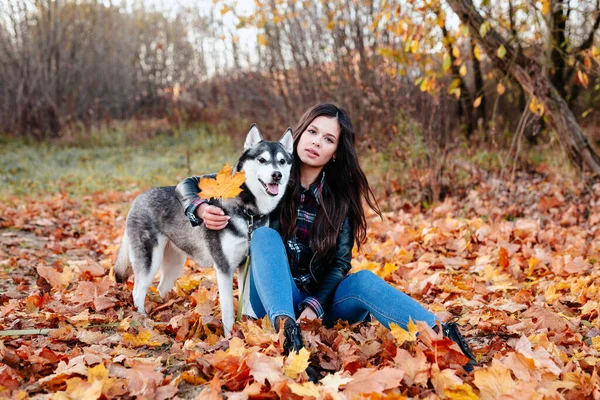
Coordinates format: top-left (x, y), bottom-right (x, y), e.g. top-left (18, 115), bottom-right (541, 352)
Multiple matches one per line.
top-left (175, 174), bottom-right (229, 229)
top-left (300, 216), bottom-right (354, 318)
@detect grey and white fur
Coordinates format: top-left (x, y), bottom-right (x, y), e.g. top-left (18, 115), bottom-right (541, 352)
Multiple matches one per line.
top-left (114, 125), bottom-right (294, 335)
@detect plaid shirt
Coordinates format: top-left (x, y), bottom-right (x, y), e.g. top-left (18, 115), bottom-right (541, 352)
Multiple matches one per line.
top-left (286, 172), bottom-right (327, 318)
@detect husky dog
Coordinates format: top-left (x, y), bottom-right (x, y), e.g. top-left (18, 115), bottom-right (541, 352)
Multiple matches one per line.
top-left (114, 125), bottom-right (294, 334)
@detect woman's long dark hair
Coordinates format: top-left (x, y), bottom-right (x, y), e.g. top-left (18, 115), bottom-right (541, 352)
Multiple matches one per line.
top-left (279, 103), bottom-right (382, 262)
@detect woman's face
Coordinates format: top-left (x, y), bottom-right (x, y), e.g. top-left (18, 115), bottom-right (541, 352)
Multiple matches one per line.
top-left (297, 116), bottom-right (340, 169)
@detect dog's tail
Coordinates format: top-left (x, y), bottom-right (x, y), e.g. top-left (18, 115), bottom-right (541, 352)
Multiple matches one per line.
top-left (114, 231), bottom-right (132, 283)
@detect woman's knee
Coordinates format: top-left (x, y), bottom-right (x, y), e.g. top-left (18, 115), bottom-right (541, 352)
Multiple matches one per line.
top-left (250, 226), bottom-right (288, 270)
top-left (252, 226), bottom-right (280, 243)
top-left (342, 269), bottom-right (380, 292)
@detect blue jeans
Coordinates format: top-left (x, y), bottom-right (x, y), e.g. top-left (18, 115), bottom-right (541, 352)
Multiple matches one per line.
top-left (248, 227), bottom-right (437, 329)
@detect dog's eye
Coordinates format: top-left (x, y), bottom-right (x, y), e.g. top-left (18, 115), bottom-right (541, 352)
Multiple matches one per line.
top-left (259, 158), bottom-right (267, 164)
top-left (279, 159), bottom-right (285, 165)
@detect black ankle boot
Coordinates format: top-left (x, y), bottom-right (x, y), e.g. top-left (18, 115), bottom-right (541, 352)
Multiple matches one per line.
top-left (442, 322), bottom-right (478, 372)
top-left (277, 317), bottom-right (319, 382)
top-left (281, 318), bottom-right (304, 356)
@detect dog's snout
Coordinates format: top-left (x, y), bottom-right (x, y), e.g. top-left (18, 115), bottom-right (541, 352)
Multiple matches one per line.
top-left (272, 171), bottom-right (282, 181)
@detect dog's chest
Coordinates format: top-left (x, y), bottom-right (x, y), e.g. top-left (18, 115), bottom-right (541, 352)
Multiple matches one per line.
top-left (218, 217), bottom-right (251, 270)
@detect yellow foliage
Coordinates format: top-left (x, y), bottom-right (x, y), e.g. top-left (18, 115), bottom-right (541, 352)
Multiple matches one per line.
top-left (123, 330), bottom-right (164, 347)
top-left (198, 164), bottom-right (246, 200)
top-left (541, 0), bottom-right (551, 14)
top-left (445, 383), bottom-right (479, 400)
top-left (473, 44), bottom-right (482, 61)
top-left (389, 318), bottom-right (418, 345)
top-left (284, 348), bottom-right (311, 379)
top-left (288, 381), bottom-right (321, 397)
top-left (529, 96), bottom-right (545, 116)
top-left (497, 45), bottom-right (507, 59)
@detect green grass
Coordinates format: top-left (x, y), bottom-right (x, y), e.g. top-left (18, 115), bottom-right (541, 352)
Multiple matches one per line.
top-left (0, 123), bottom-right (239, 199)
top-left (0, 118), bottom-right (579, 204)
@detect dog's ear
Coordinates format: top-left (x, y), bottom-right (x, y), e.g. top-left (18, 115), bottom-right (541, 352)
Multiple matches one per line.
top-left (279, 128), bottom-right (293, 154)
top-left (244, 124), bottom-right (263, 150)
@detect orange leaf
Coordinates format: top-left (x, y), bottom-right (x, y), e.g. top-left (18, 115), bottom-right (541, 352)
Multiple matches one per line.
top-left (473, 359), bottom-right (516, 400)
top-left (498, 247), bottom-right (509, 268)
top-left (497, 82), bottom-right (505, 95)
top-left (198, 164), bottom-right (246, 200)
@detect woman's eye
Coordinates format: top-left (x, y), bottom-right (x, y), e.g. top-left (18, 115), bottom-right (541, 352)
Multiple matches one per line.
top-left (309, 129), bottom-right (316, 134)
top-left (326, 138), bottom-right (334, 144)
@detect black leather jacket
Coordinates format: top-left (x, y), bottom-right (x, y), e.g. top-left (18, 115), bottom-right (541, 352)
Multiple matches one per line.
top-left (174, 175), bottom-right (354, 308)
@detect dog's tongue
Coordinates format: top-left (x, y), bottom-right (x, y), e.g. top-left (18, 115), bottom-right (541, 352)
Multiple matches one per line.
top-left (267, 183), bottom-right (279, 195)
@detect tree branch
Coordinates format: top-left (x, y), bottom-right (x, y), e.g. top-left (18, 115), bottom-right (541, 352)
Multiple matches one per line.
top-left (445, 0), bottom-right (528, 74)
top-left (574, 0), bottom-right (600, 54)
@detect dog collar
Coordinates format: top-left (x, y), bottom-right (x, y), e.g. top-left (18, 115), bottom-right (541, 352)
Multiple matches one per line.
top-left (243, 209), bottom-right (265, 241)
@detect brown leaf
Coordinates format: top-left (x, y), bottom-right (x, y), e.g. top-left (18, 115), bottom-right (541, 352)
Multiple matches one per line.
top-left (36, 266), bottom-right (74, 290)
top-left (342, 367), bottom-right (404, 398)
top-left (125, 359), bottom-right (164, 397)
top-left (522, 304), bottom-right (575, 332)
top-left (393, 347), bottom-right (430, 387)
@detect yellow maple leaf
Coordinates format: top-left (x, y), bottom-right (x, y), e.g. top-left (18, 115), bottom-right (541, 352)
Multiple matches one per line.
top-left (175, 275), bottom-right (203, 294)
top-left (198, 164), bottom-right (246, 200)
top-left (445, 383), bottom-right (478, 400)
top-left (381, 262), bottom-right (398, 279)
top-left (284, 347), bottom-right (311, 379)
top-left (390, 318), bottom-right (418, 346)
top-left (61, 377), bottom-right (103, 400)
top-left (591, 336), bottom-right (600, 351)
top-left (87, 363), bottom-right (117, 394)
top-left (122, 330), bottom-right (163, 347)
top-left (288, 381), bottom-right (321, 397)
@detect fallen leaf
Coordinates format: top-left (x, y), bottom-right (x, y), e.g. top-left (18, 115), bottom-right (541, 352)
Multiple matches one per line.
top-left (284, 347), bottom-right (311, 379)
top-left (343, 367), bottom-right (404, 398)
top-left (473, 359), bottom-right (515, 400)
top-left (393, 347), bottom-right (430, 387)
top-left (246, 352), bottom-right (284, 385)
top-left (288, 381), bottom-right (321, 397)
top-left (389, 318), bottom-right (418, 346)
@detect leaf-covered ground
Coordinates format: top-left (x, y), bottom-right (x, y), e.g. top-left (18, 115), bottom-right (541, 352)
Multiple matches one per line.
top-left (1, 172), bottom-right (599, 399)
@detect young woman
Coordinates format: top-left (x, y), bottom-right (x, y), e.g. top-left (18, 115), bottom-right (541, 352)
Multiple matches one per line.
top-left (175, 104), bottom-right (476, 377)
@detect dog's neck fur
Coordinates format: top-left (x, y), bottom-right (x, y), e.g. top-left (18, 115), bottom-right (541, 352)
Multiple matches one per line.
top-left (225, 184), bottom-right (281, 217)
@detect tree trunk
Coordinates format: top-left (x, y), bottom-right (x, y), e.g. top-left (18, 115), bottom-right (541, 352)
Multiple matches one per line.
top-left (446, 0), bottom-right (600, 176)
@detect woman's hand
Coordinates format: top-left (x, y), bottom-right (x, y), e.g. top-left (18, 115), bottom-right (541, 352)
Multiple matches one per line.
top-left (298, 307), bottom-right (318, 322)
top-left (197, 203), bottom-right (230, 230)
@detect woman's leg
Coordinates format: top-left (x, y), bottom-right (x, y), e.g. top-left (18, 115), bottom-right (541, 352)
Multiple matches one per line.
top-left (323, 270), bottom-right (437, 329)
top-left (248, 227), bottom-right (304, 326)
top-left (324, 270), bottom-right (477, 372)
top-left (247, 227), bottom-right (319, 380)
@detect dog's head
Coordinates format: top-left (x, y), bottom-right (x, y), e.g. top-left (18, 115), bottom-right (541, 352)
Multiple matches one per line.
top-left (236, 124), bottom-right (293, 213)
